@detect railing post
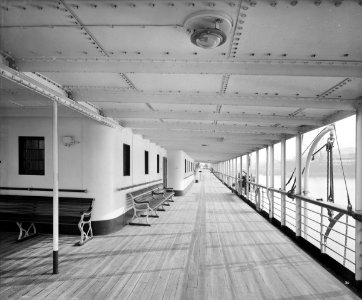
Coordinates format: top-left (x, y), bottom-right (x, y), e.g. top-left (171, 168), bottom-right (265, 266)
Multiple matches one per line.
top-left (281, 139), bottom-right (286, 227)
top-left (355, 109), bottom-right (362, 285)
top-left (270, 144), bottom-right (274, 220)
top-left (296, 133), bottom-right (302, 238)
top-left (256, 150), bottom-right (260, 211)
top-left (246, 154), bottom-right (250, 199)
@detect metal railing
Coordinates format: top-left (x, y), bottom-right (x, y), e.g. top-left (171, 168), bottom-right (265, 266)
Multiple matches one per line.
top-left (213, 171), bottom-right (359, 272)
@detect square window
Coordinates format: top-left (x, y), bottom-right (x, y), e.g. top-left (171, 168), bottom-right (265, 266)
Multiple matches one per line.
top-left (19, 136), bottom-right (45, 175)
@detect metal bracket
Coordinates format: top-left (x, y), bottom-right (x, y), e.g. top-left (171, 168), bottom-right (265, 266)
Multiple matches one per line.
top-left (322, 212), bottom-right (344, 253)
top-left (78, 211), bottom-right (93, 246)
top-left (16, 222), bottom-right (36, 241)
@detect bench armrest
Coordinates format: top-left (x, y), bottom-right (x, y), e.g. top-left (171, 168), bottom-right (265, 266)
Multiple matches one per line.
top-left (81, 206), bottom-right (92, 216)
top-left (134, 199), bottom-right (150, 204)
top-left (134, 202), bottom-right (151, 210)
top-left (153, 190), bottom-right (165, 195)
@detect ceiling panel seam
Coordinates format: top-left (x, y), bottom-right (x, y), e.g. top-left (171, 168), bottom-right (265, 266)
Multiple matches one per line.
top-left (58, 0), bottom-right (109, 57)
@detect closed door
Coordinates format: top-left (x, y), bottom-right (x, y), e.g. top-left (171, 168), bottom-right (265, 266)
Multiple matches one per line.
top-left (163, 157), bottom-right (167, 187)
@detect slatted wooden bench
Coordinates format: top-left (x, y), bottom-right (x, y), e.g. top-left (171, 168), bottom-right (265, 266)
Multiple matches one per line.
top-left (128, 184), bottom-right (174, 226)
top-left (0, 195), bottom-right (94, 245)
top-left (153, 184), bottom-right (175, 204)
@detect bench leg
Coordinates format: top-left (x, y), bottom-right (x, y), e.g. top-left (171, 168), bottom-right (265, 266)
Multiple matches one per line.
top-left (78, 220), bottom-right (93, 246)
top-left (129, 209), bottom-right (152, 226)
top-left (16, 222), bottom-right (36, 241)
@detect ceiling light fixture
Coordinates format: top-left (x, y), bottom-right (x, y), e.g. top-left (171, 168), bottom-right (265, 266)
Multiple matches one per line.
top-left (184, 11), bottom-right (233, 50)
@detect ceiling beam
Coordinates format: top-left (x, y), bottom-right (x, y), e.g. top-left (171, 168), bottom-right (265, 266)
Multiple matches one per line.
top-left (124, 121), bottom-right (298, 134)
top-left (74, 90), bottom-right (360, 111)
top-left (163, 146), bottom-right (253, 155)
top-left (152, 141), bottom-right (269, 149)
top-left (17, 59), bottom-right (362, 77)
top-left (134, 129), bottom-right (282, 140)
top-left (0, 63), bottom-right (119, 127)
top-left (108, 110), bottom-right (322, 126)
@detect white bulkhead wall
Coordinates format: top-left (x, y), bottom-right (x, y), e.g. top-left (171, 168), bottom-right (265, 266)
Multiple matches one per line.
top-left (167, 150), bottom-right (195, 193)
top-left (0, 116), bottom-right (166, 222)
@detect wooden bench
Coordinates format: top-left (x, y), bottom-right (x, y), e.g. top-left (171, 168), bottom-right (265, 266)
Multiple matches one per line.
top-left (128, 184), bottom-right (174, 226)
top-left (0, 195), bottom-right (94, 245)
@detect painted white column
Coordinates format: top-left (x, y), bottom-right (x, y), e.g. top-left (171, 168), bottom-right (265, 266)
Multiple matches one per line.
top-left (270, 145), bottom-right (275, 220)
top-left (296, 134), bottom-right (302, 237)
top-left (281, 139), bottom-right (286, 227)
top-left (256, 150), bottom-right (260, 211)
top-left (52, 101), bottom-right (59, 274)
top-left (355, 109), bottom-right (362, 282)
top-left (222, 162), bottom-right (224, 180)
top-left (246, 154), bottom-right (250, 199)
top-left (266, 146), bottom-right (269, 188)
top-left (234, 157), bottom-right (238, 191)
top-left (239, 155), bottom-right (243, 195)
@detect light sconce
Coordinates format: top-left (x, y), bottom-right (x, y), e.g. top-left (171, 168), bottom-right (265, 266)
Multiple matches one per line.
top-left (62, 136), bottom-right (79, 147)
top-left (184, 11), bottom-right (233, 49)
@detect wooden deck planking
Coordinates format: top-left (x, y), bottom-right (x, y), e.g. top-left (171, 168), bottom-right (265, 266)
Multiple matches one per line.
top-left (0, 171), bottom-right (360, 299)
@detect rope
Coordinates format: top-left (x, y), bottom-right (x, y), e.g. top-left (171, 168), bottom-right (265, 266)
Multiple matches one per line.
top-left (333, 125), bottom-right (353, 211)
top-left (285, 131), bottom-right (321, 187)
top-left (343, 214), bottom-right (349, 266)
top-left (326, 137), bottom-right (334, 218)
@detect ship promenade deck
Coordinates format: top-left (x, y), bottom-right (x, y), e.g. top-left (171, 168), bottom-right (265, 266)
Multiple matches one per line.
top-left (0, 171), bottom-right (359, 300)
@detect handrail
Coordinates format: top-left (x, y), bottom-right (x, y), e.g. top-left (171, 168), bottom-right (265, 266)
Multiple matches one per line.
top-left (247, 181), bottom-right (362, 220)
top-left (0, 187), bottom-right (87, 193)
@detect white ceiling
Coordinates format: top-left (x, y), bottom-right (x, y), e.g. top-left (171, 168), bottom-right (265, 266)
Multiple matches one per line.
top-left (1, 0), bottom-right (362, 163)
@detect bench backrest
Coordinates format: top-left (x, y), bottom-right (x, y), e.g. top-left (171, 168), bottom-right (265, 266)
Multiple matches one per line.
top-left (128, 184), bottom-right (164, 204)
top-left (0, 195), bottom-right (94, 219)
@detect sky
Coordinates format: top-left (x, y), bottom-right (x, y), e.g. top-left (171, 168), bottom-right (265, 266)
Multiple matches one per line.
top-left (243, 114), bottom-right (357, 164)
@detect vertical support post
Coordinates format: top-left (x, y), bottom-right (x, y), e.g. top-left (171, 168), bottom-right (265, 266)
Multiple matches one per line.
top-left (229, 159), bottom-right (232, 187)
top-left (239, 155), bottom-right (243, 195)
top-left (256, 150), bottom-right (260, 211)
top-left (355, 109), bottom-right (362, 284)
top-left (235, 157), bottom-right (238, 191)
top-left (265, 147), bottom-right (269, 212)
top-left (246, 154), bottom-right (250, 199)
top-left (296, 134), bottom-right (302, 238)
top-left (270, 145), bottom-right (274, 220)
top-left (281, 139), bottom-right (286, 227)
top-left (266, 146), bottom-right (269, 188)
top-left (52, 101), bottom-right (59, 274)
top-left (226, 160), bottom-right (230, 185)
top-left (224, 161), bottom-right (226, 183)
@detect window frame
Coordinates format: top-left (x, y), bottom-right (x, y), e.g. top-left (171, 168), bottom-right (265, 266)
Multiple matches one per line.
top-left (123, 143), bottom-right (131, 176)
top-left (145, 150), bottom-right (149, 175)
top-left (19, 136), bottom-right (45, 176)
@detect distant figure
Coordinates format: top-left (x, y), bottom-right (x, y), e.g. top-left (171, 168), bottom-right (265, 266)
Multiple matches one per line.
top-left (241, 175), bottom-right (247, 188)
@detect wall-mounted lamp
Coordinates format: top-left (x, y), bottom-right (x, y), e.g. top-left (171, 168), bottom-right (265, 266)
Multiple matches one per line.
top-left (62, 136), bottom-right (79, 147)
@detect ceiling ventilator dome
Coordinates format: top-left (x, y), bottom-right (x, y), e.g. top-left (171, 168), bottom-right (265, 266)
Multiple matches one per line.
top-left (184, 11), bottom-right (233, 49)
